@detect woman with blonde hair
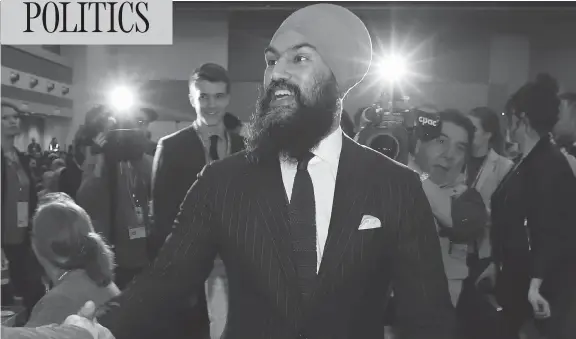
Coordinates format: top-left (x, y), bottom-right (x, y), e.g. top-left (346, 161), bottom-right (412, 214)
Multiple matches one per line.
top-left (25, 193), bottom-right (120, 327)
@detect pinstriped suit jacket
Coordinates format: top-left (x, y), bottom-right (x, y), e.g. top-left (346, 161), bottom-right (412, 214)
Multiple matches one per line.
top-left (98, 135), bottom-right (456, 339)
top-left (1, 325), bottom-right (93, 339)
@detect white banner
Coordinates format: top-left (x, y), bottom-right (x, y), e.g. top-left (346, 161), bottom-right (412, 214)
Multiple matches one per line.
top-left (1, 0), bottom-right (173, 45)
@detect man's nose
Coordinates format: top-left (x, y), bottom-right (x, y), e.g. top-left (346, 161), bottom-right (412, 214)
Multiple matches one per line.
top-left (207, 96), bottom-right (217, 108)
top-left (270, 59), bottom-right (291, 82)
top-left (443, 146), bottom-right (458, 163)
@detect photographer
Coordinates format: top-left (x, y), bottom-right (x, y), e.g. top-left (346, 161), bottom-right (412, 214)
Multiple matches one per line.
top-left (75, 105), bottom-right (154, 290)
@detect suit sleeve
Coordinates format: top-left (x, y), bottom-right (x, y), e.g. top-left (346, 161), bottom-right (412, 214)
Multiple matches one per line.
top-left (2, 325), bottom-right (94, 339)
top-left (393, 173), bottom-right (456, 339)
top-left (149, 139), bottom-right (171, 259)
top-left (25, 294), bottom-right (77, 328)
top-left (97, 165), bottom-right (219, 339)
top-left (531, 164), bottom-right (576, 280)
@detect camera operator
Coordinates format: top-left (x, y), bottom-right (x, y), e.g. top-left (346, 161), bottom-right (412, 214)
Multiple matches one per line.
top-left (75, 105), bottom-right (154, 290)
top-left (407, 109), bottom-right (488, 331)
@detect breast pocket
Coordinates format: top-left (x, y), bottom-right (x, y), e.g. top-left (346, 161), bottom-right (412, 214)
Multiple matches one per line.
top-left (347, 212), bottom-right (390, 269)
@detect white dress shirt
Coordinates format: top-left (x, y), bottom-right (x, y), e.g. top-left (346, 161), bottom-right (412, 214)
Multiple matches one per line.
top-left (280, 127), bottom-right (343, 273)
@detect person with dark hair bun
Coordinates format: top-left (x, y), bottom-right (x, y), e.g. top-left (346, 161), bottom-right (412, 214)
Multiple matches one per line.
top-left (26, 193), bottom-right (120, 327)
top-left (478, 74), bottom-right (576, 339)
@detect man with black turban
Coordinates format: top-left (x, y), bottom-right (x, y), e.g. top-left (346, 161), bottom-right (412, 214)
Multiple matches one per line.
top-left (96, 4), bottom-right (456, 339)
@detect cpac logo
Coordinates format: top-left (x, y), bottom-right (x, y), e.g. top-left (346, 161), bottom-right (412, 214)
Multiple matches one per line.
top-left (418, 116), bottom-right (439, 127)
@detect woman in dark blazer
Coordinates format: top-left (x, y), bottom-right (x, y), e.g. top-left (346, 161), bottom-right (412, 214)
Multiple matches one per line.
top-left (487, 75), bottom-right (576, 339)
top-left (1, 101), bottom-right (45, 318)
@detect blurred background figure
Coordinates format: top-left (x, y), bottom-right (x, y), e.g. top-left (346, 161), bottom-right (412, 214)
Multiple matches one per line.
top-left (456, 106), bottom-right (513, 339)
top-left (75, 105), bottom-right (154, 292)
top-left (555, 92), bottom-right (576, 176)
top-left (27, 138), bottom-right (42, 157)
top-left (26, 193), bottom-right (119, 327)
top-left (48, 138), bottom-right (60, 153)
top-left (1, 100), bottom-right (46, 321)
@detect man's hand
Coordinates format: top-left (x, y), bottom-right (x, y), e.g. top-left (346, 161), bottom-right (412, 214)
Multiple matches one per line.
top-left (475, 262), bottom-right (497, 288)
top-left (64, 301), bottom-right (114, 339)
top-left (93, 133), bottom-right (107, 148)
top-left (528, 279), bottom-right (551, 319)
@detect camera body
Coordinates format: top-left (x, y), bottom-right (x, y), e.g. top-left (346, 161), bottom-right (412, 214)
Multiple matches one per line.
top-left (76, 105), bottom-right (150, 163)
top-left (355, 92), bottom-right (414, 165)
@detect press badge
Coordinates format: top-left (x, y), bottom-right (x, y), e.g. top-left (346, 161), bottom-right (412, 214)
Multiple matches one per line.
top-left (128, 206), bottom-right (147, 240)
top-left (17, 202), bottom-right (29, 228)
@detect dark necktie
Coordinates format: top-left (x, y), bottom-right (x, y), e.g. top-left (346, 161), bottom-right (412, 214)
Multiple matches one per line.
top-left (288, 152), bottom-right (317, 300)
top-left (209, 135), bottom-right (220, 161)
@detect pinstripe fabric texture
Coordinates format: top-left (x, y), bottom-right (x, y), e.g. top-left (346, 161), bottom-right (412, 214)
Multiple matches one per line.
top-left (1, 324), bottom-right (93, 339)
top-left (97, 135), bottom-right (456, 339)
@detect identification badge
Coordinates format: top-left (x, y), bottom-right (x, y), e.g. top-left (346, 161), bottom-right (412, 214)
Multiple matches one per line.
top-left (128, 227), bottom-right (147, 240)
top-left (17, 202), bottom-right (29, 228)
top-left (128, 206), bottom-right (147, 240)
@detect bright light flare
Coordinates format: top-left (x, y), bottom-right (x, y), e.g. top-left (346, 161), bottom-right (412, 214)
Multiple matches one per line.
top-left (378, 55), bottom-right (408, 83)
top-left (108, 85), bottom-right (135, 112)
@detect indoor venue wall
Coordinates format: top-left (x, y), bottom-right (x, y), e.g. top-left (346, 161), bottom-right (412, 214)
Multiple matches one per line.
top-left (39, 5), bottom-right (576, 146)
top-left (1, 45), bottom-right (74, 151)
top-left (226, 6), bottom-right (576, 121)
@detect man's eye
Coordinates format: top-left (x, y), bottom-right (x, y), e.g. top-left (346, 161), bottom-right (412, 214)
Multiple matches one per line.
top-left (295, 55), bottom-right (309, 63)
top-left (266, 59), bottom-right (277, 66)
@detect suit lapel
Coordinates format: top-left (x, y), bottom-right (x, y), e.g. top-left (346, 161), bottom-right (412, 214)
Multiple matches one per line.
top-left (230, 132), bottom-right (246, 153)
top-left (314, 137), bottom-right (364, 290)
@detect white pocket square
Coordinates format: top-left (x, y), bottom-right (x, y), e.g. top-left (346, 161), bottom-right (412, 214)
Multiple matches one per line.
top-left (358, 215), bottom-right (381, 230)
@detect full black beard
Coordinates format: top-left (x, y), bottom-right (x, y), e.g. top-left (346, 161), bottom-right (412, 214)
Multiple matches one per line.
top-left (245, 76), bottom-right (339, 164)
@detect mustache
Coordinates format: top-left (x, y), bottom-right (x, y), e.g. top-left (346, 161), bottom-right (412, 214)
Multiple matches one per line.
top-left (261, 79), bottom-right (302, 107)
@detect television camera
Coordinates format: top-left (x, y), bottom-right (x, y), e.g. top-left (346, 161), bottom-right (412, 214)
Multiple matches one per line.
top-left (75, 85), bottom-right (153, 163)
top-left (354, 77), bottom-right (443, 166)
top-left (354, 88), bottom-right (416, 165)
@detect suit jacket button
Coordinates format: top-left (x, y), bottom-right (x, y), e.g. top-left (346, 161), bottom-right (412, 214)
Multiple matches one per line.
top-left (298, 333), bottom-right (307, 339)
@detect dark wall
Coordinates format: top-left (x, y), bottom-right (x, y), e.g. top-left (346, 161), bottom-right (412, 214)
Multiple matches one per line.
top-left (227, 6), bottom-right (576, 86)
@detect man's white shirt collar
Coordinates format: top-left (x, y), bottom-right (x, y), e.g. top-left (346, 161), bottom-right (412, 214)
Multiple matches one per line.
top-left (280, 127), bottom-right (343, 178)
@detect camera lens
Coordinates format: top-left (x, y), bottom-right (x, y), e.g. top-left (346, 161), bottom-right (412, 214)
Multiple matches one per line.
top-left (369, 134), bottom-right (400, 160)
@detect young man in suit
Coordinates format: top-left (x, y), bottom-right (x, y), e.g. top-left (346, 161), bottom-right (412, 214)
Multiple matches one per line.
top-left (149, 63), bottom-right (244, 339)
top-left (98, 4), bottom-right (456, 339)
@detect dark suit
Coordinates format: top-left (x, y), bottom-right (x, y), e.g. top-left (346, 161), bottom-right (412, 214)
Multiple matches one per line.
top-left (1, 324), bottom-right (93, 339)
top-left (147, 125), bottom-right (244, 338)
top-left (491, 137), bottom-right (576, 339)
top-left (150, 126), bottom-right (245, 257)
top-left (98, 135), bottom-right (456, 339)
